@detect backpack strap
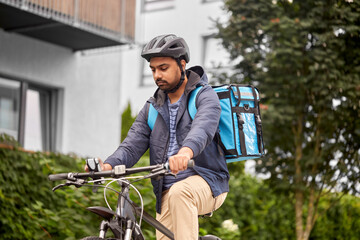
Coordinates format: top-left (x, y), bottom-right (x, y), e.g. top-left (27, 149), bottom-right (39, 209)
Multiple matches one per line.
top-left (188, 86), bottom-right (203, 119)
top-left (148, 85), bottom-right (202, 131)
top-left (234, 85), bottom-right (247, 156)
top-left (147, 104), bottom-right (158, 130)
top-left (250, 86), bottom-right (264, 154)
top-left (189, 85), bottom-right (224, 156)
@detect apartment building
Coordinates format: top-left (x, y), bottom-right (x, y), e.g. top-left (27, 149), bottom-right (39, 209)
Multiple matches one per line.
top-left (122, 0), bottom-right (230, 113)
top-left (0, 0), bottom-right (230, 159)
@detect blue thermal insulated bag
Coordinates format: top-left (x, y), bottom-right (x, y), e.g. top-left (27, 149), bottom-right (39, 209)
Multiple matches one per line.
top-left (147, 84), bottom-right (265, 163)
top-left (188, 84), bottom-right (264, 163)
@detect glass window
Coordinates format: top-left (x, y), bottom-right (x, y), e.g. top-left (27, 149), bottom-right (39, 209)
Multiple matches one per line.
top-left (202, 0), bottom-right (221, 3)
top-left (0, 76), bottom-right (58, 152)
top-left (202, 35), bottom-right (235, 83)
top-left (0, 78), bottom-right (21, 140)
top-left (24, 89), bottom-right (44, 151)
top-left (142, 0), bottom-right (174, 12)
top-left (140, 59), bottom-right (155, 87)
top-left (202, 36), bottom-right (231, 69)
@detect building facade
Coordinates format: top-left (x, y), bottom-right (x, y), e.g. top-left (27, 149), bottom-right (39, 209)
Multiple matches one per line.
top-left (0, 0), bottom-right (230, 159)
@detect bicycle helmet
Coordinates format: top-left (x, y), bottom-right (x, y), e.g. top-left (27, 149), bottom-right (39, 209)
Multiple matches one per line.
top-left (141, 34), bottom-right (190, 63)
top-left (142, 34), bottom-right (190, 93)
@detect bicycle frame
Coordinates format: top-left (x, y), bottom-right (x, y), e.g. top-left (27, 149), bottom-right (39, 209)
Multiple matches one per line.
top-left (86, 179), bottom-right (174, 240)
top-left (49, 164), bottom-right (176, 240)
top-left (48, 160), bottom-right (220, 240)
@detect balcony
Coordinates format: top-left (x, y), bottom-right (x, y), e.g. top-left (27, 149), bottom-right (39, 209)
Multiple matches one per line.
top-left (0, 0), bottom-right (136, 50)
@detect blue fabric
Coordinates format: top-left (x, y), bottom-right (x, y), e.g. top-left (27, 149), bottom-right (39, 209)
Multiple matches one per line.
top-left (163, 95), bottom-right (197, 190)
top-left (167, 96), bottom-right (182, 158)
top-left (147, 104), bottom-right (158, 130)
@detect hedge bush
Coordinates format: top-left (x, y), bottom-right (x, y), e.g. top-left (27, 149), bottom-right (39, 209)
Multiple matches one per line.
top-left (1, 133), bottom-right (359, 239)
top-left (0, 134), bottom-right (156, 239)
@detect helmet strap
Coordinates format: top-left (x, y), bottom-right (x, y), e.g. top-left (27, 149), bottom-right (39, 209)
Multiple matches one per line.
top-left (164, 58), bottom-right (185, 94)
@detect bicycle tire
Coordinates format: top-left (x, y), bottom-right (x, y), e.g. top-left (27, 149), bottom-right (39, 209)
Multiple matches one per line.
top-left (199, 235), bottom-right (222, 240)
top-left (80, 237), bottom-right (119, 240)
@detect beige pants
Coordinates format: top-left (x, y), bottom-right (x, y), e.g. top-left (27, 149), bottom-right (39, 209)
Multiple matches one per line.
top-left (156, 175), bottom-right (227, 240)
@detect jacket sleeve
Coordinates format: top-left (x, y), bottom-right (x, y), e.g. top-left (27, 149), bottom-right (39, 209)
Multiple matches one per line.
top-left (182, 85), bottom-right (221, 157)
top-left (104, 103), bottom-right (151, 168)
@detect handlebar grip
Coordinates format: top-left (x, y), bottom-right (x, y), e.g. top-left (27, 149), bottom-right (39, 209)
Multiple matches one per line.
top-left (187, 159), bottom-right (195, 168)
top-left (48, 173), bottom-right (69, 181)
top-left (163, 159), bottom-right (195, 171)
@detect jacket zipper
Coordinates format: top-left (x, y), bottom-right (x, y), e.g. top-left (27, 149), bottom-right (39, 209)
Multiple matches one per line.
top-left (162, 136), bottom-right (170, 164)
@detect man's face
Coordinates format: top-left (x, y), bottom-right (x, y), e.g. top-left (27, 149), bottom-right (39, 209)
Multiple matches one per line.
top-left (149, 57), bottom-right (182, 92)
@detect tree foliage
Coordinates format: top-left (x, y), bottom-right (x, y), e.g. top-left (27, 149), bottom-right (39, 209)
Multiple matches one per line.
top-left (121, 101), bottom-right (137, 142)
top-left (216, 0), bottom-right (360, 239)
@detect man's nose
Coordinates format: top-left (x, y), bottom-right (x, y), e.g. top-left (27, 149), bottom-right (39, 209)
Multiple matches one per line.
top-left (154, 70), bottom-right (162, 79)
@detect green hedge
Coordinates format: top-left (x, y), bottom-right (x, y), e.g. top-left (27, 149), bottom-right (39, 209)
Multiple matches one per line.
top-left (1, 133), bottom-right (359, 239)
top-left (0, 134), bottom-right (156, 239)
top-left (0, 135), bottom-right (101, 239)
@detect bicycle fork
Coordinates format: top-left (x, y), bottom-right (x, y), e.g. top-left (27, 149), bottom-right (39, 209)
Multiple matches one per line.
top-left (124, 220), bottom-right (135, 239)
top-left (117, 181), bottom-right (139, 240)
top-left (99, 220), bottom-right (109, 238)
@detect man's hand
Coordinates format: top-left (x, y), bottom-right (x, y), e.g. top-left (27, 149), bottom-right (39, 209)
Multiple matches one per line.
top-left (84, 158), bottom-right (113, 172)
top-left (169, 147), bottom-right (194, 175)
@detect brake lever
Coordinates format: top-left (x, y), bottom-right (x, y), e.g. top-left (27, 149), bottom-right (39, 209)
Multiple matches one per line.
top-left (143, 167), bottom-right (177, 181)
top-left (52, 179), bottom-right (87, 192)
top-left (52, 183), bottom-right (67, 192)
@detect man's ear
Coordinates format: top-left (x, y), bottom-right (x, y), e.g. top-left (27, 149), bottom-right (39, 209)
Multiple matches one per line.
top-left (180, 59), bottom-right (186, 71)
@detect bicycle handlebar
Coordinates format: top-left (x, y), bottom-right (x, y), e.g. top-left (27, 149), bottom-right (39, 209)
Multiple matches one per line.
top-left (48, 159), bottom-right (195, 182)
top-left (48, 173), bottom-right (70, 181)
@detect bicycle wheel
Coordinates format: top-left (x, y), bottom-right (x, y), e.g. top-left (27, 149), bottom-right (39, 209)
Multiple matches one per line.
top-left (199, 235), bottom-right (222, 240)
top-left (80, 237), bottom-right (118, 240)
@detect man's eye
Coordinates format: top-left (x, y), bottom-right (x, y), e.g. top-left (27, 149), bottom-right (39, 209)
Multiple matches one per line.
top-left (161, 67), bottom-right (168, 71)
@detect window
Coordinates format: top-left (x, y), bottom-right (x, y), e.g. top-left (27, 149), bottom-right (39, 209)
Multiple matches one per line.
top-left (202, 35), bottom-right (235, 82)
top-left (202, 35), bottom-right (231, 69)
top-left (202, 0), bottom-right (221, 3)
top-left (142, 0), bottom-right (174, 12)
top-left (0, 78), bottom-right (20, 140)
top-left (140, 59), bottom-right (155, 87)
top-left (0, 76), bottom-right (59, 152)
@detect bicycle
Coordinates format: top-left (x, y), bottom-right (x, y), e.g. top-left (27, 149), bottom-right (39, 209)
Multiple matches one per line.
top-left (48, 159), bottom-right (221, 240)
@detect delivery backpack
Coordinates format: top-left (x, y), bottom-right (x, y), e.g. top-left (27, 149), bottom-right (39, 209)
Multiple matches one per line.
top-left (147, 84), bottom-right (265, 163)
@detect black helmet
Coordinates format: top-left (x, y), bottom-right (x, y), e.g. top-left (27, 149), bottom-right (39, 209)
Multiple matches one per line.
top-left (141, 34), bottom-right (190, 62)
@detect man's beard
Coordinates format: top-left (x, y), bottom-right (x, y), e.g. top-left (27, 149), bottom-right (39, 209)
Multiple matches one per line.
top-left (156, 79), bottom-right (176, 91)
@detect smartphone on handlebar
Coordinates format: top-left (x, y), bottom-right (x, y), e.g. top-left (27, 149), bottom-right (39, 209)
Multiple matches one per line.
top-left (86, 158), bottom-right (104, 186)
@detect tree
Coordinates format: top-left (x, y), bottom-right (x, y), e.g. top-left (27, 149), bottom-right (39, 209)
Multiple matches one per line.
top-left (216, 0), bottom-right (360, 239)
top-left (121, 101), bottom-right (137, 142)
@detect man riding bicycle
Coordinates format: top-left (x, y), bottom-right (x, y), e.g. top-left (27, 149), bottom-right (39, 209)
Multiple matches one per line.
top-left (99, 34), bottom-right (229, 240)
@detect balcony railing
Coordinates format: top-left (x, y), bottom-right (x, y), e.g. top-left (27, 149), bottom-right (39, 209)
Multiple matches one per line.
top-left (0, 0), bottom-right (136, 50)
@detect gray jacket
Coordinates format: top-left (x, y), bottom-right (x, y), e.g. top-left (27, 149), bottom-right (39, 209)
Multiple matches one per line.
top-left (105, 66), bottom-right (229, 213)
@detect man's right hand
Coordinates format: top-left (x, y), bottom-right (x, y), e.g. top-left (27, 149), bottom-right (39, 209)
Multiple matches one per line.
top-left (169, 147), bottom-right (194, 175)
top-left (84, 158), bottom-right (113, 172)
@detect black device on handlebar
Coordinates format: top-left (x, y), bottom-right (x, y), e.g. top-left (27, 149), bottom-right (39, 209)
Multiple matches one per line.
top-left (86, 158), bottom-right (104, 189)
top-left (86, 158), bottom-right (102, 172)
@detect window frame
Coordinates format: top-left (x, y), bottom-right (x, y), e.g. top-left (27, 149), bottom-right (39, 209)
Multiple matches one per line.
top-left (202, 0), bottom-right (222, 3)
top-left (0, 73), bottom-right (61, 152)
top-left (140, 57), bottom-right (155, 87)
top-left (141, 0), bottom-right (175, 13)
top-left (202, 34), bottom-right (232, 69)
